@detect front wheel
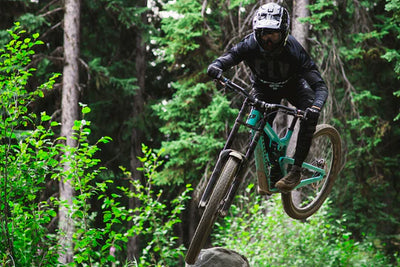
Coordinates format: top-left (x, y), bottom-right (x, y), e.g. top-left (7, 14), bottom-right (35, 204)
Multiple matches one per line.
top-left (185, 156), bottom-right (240, 265)
top-left (282, 124), bottom-right (342, 220)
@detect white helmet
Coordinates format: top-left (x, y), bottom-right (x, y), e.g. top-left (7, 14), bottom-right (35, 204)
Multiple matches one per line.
top-left (253, 3), bottom-right (290, 51)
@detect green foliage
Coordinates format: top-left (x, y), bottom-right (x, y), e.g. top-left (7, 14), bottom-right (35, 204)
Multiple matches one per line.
top-left (51, 107), bottom-right (113, 265)
top-left (88, 58), bottom-right (138, 96)
top-left (0, 25), bottom-right (192, 266)
top-left (302, 0), bottom-right (338, 30)
top-left (153, 79), bottom-right (236, 185)
top-left (77, 0), bottom-right (168, 173)
top-left (52, 134), bottom-right (192, 266)
top-left (101, 0), bottom-right (149, 30)
top-left (17, 13), bottom-right (49, 33)
top-left (228, 0), bottom-right (255, 10)
top-left (303, 0), bottom-right (400, 256)
top-left (381, 0), bottom-right (400, 120)
top-left (0, 24), bottom-right (60, 266)
top-left (4, 0), bottom-right (400, 264)
top-left (153, 0), bottom-right (205, 64)
top-left (98, 147), bottom-right (192, 266)
top-left (0, 23), bottom-right (59, 261)
top-left (150, 0), bottom-right (252, 187)
top-left (346, 90), bottom-right (387, 151)
top-left (213, 187), bottom-right (396, 266)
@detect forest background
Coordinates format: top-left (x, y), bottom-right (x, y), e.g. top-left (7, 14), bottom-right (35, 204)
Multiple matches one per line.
top-left (1, 0), bottom-right (400, 266)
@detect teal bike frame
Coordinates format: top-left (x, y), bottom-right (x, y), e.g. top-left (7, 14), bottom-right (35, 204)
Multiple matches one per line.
top-left (248, 109), bottom-right (326, 193)
top-left (199, 76), bottom-right (326, 211)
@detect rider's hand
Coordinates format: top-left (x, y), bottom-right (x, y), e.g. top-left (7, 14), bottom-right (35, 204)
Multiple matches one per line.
top-left (305, 106), bottom-right (320, 122)
top-left (207, 64), bottom-right (223, 79)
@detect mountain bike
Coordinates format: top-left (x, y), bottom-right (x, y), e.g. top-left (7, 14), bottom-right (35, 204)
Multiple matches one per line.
top-left (185, 75), bottom-right (342, 265)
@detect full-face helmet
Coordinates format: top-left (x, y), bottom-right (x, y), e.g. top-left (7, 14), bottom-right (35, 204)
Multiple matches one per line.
top-left (253, 3), bottom-right (290, 52)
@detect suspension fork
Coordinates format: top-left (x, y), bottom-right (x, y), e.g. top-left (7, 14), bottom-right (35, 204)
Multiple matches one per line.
top-left (198, 149), bottom-right (235, 208)
top-left (219, 114), bottom-right (268, 216)
top-left (198, 99), bottom-right (250, 208)
top-left (224, 98), bottom-right (250, 149)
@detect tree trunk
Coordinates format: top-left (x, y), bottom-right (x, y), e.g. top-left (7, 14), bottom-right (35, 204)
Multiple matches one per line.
top-left (58, 0), bottom-right (80, 263)
top-left (283, 0), bottom-right (310, 157)
top-left (290, 0), bottom-right (309, 205)
top-left (292, 0), bottom-right (309, 50)
top-left (127, 0), bottom-right (147, 261)
top-left (273, 0), bottom-right (309, 144)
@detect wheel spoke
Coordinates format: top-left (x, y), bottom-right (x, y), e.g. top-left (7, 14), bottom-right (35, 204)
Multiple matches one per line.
top-left (281, 124), bottom-right (341, 220)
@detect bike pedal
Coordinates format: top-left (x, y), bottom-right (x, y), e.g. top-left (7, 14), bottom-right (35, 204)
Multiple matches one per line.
top-left (257, 186), bottom-right (272, 195)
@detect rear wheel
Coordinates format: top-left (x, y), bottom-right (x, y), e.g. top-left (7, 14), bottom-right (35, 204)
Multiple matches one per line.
top-left (282, 124), bottom-right (341, 220)
top-left (185, 156), bottom-right (240, 265)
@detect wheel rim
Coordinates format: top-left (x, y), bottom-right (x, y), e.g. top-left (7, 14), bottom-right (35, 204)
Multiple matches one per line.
top-left (290, 131), bottom-right (334, 210)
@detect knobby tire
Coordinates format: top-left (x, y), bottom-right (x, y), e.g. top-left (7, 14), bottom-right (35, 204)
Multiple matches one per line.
top-left (282, 124), bottom-right (342, 220)
top-left (185, 156), bottom-right (240, 265)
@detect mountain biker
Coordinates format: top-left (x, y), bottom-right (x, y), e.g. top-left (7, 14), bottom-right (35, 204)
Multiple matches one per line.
top-left (207, 3), bottom-right (328, 193)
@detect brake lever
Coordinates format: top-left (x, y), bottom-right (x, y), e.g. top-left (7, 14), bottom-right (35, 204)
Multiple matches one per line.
top-left (296, 109), bottom-right (306, 119)
top-left (216, 76), bottom-right (228, 86)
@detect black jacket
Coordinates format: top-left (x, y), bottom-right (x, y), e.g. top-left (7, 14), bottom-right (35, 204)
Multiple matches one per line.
top-left (212, 33), bottom-right (328, 108)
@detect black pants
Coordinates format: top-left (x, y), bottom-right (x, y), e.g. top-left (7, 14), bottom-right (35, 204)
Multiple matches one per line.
top-left (253, 78), bottom-right (318, 167)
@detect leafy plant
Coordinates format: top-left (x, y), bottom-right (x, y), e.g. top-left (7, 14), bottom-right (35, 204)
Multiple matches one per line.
top-left (213, 185), bottom-right (396, 266)
top-left (0, 23), bottom-right (60, 266)
top-left (153, 79), bottom-right (236, 185)
top-left (98, 146), bottom-right (193, 266)
top-left (0, 23), bottom-right (192, 266)
top-left (381, 0), bottom-right (400, 120)
top-left (152, 0), bottom-right (205, 64)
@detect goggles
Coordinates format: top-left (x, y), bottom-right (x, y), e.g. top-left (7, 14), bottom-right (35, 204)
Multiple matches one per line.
top-left (257, 29), bottom-right (282, 44)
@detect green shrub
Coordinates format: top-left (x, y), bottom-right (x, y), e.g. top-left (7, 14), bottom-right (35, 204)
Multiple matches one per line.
top-left (0, 23), bottom-right (60, 266)
top-left (0, 23), bottom-right (192, 266)
top-left (213, 185), bottom-right (395, 266)
top-left (98, 146), bottom-right (192, 266)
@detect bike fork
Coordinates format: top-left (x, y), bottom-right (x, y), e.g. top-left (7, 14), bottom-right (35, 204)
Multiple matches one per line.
top-left (199, 149), bottom-right (234, 208)
top-left (219, 119), bottom-right (265, 217)
top-left (219, 129), bottom-right (263, 217)
top-left (219, 160), bottom-right (248, 217)
top-left (199, 99), bottom-right (250, 208)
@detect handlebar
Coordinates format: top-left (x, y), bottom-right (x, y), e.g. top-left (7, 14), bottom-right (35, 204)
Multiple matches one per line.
top-left (218, 76), bottom-right (305, 118)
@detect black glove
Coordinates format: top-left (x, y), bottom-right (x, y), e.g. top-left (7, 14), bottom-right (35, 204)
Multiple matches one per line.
top-left (207, 64), bottom-right (223, 79)
top-left (305, 106), bottom-right (320, 122)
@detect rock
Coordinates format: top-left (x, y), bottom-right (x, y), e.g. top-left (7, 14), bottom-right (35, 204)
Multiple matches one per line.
top-left (186, 247), bottom-right (249, 267)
